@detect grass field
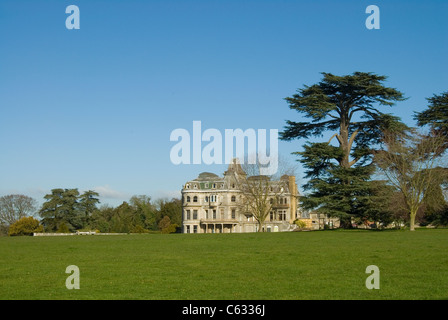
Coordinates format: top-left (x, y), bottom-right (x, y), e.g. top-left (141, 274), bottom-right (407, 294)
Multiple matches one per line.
top-left (0, 229), bottom-right (447, 300)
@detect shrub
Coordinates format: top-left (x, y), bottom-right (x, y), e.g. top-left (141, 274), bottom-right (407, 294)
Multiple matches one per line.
top-left (8, 217), bottom-right (43, 236)
top-left (162, 223), bottom-right (179, 234)
top-left (294, 219), bottom-right (307, 229)
top-left (131, 225), bottom-right (149, 233)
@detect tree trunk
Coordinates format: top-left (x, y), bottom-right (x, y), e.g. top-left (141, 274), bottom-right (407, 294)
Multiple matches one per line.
top-left (257, 220), bottom-right (263, 232)
top-left (339, 216), bottom-right (352, 229)
top-left (409, 210), bottom-right (416, 231)
top-left (339, 113), bottom-right (351, 169)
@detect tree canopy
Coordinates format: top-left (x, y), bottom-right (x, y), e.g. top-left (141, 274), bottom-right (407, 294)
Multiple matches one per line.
top-left (281, 72), bottom-right (408, 227)
top-left (415, 91), bottom-right (448, 137)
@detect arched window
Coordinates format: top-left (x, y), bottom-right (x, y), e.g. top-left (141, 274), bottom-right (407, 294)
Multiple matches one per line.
top-left (193, 196), bottom-right (198, 202)
top-left (231, 195), bottom-right (236, 202)
top-left (187, 196), bottom-right (191, 202)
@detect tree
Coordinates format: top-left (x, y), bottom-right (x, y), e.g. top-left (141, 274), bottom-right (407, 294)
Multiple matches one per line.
top-left (109, 201), bottom-right (140, 233)
top-left (87, 195), bottom-right (176, 233)
top-left (386, 191), bottom-right (411, 229)
top-left (158, 215), bottom-right (178, 234)
top-left (0, 194), bottom-right (38, 226)
top-left (90, 204), bottom-right (114, 233)
top-left (8, 216), bottom-right (43, 236)
top-left (39, 188), bottom-right (82, 232)
top-left (414, 91), bottom-right (448, 227)
top-left (156, 198), bottom-right (182, 229)
top-left (375, 130), bottom-right (447, 230)
top-left (231, 156), bottom-right (296, 232)
top-left (415, 91), bottom-right (448, 144)
top-left (350, 179), bottom-right (396, 229)
top-left (78, 190), bottom-right (100, 228)
top-left (130, 195), bottom-right (158, 231)
top-left (281, 72), bottom-right (407, 227)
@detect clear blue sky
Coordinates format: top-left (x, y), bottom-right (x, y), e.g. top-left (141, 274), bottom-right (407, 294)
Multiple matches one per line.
top-left (1, 0), bottom-right (447, 206)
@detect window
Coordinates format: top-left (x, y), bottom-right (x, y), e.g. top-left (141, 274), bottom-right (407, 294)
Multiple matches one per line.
top-left (279, 211), bottom-right (286, 221)
top-left (186, 184), bottom-right (190, 189)
top-left (187, 196), bottom-right (191, 202)
top-left (186, 225), bottom-right (190, 233)
top-left (205, 210), bottom-right (209, 219)
top-left (205, 196), bottom-right (209, 202)
top-left (212, 183), bottom-right (216, 189)
top-left (193, 210), bottom-right (198, 220)
top-left (205, 183), bottom-right (209, 188)
top-left (231, 195), bottom-right (236, 202)
top-left (194, 184), bottom-right (198, 189)
top-left (231, 209), bottom-right (236, 219)
top-left (213, 210), bottom-right (216, 219)
top-left (193, 196), bottom-right (198, 203)
top-left (193, 225), bottom-right (197, 233)
top-left (186, 210), bottom-right (191, 220)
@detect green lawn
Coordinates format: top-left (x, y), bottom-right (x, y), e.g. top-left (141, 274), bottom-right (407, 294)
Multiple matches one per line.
top-left (0, 229), bottom-right (447, 300)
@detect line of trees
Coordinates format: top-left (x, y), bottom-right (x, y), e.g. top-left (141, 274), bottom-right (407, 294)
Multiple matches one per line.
top-left (0, 190), bottom-right (182, 236)
top-left (281, 71), bottom-right (448, 230)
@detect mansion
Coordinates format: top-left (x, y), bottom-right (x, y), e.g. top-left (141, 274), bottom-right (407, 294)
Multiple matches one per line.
top-left (181, 159), bottom-right (302, 233)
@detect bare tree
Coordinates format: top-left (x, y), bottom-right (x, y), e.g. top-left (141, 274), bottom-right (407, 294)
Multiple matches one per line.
top-left (232, 154), bottom-right (298, 232)
top-left (375, 130), bottom-right (447, 231)
top-left (0, 194), bottom-right (39, 225)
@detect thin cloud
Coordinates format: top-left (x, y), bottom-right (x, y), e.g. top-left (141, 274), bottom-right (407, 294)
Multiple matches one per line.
top-left (93, 185), bottom-right (130, 200)
top-left (153, 189), bottom-right (181, 200)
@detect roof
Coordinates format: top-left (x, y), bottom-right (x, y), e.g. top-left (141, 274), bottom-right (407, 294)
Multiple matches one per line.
top-left (194, 172), bottom-right (221, 181)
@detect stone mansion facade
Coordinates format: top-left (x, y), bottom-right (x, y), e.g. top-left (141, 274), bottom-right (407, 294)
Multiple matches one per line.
top-left (181, 159), bottom-right (301, 233)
